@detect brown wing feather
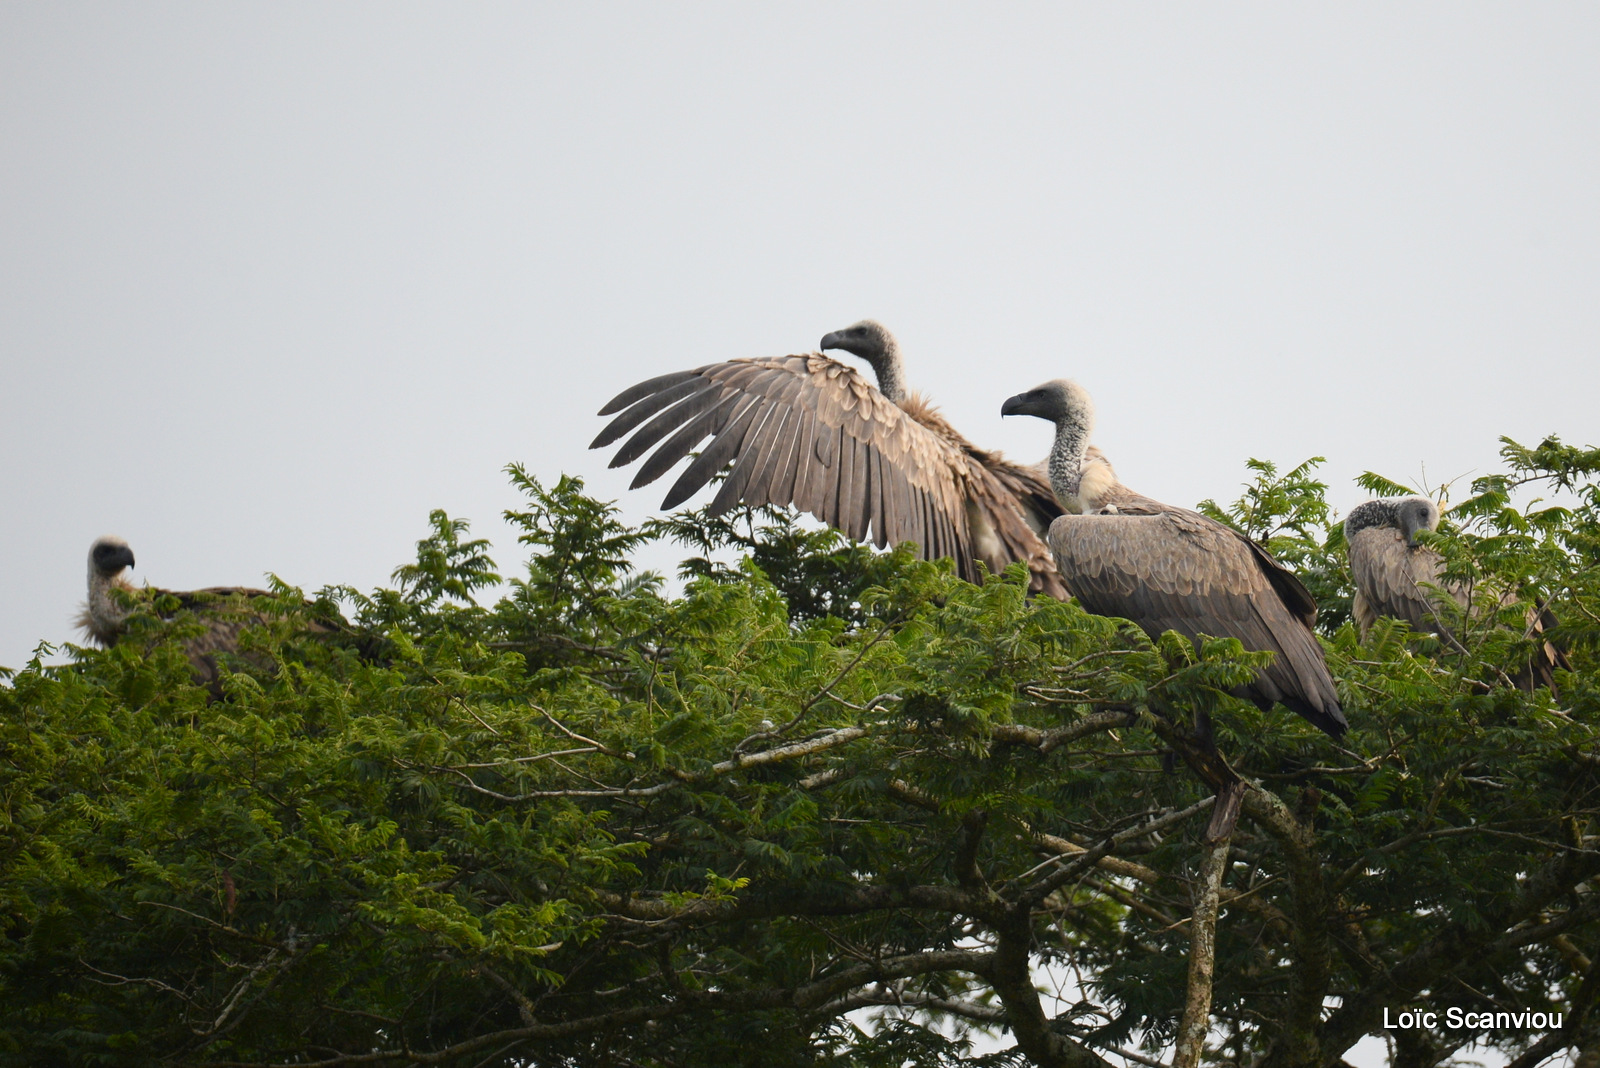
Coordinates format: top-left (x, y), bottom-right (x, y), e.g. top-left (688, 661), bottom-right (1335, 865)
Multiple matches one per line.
top-left (149, 586), bottom-right (281, 697)
top-left (1348, 528), bottom-right (1569, 692)
top-left (710, 399), bottom-right (782, 513)
top-left (595, 354), bottom-right (1074, 596)
top-left (1048, 510), bottom-right (1347, 737)
top-left (963, 458), bottom-right (1069, 597)
top-left (898, 393), bottom-right (1068, 596)
top-left (982, 456), bottom-right (1065, 538)
top-left (1514, 601), bottom-right (1570, 693)
top-left (595, 354), bottom-right (975, 566)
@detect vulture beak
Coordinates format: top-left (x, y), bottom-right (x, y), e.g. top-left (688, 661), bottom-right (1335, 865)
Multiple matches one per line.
top-left (97, 544), bottom-right (135, 574)
top-left (819, 331), bottom-right (843, 352)
top-left (1000, 392), bottom-right (1029, 418)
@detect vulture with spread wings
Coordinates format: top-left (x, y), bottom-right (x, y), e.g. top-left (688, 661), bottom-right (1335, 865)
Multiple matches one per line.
top-left (591, 320), bottom-right (1067, 596)
top-left (1001, 379), bottom-right (1347, 738)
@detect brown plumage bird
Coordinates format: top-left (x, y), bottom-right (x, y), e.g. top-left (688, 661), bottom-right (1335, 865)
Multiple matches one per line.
top-left (1001, 379), bottom-right (1347, 738)
top-left (591, 320), bottom-right (1068, 596)
top-left (1345, 497), bottom-right (1449, 639)
top-left (79, 535), bottom-right (292, 696)
top-left (1344, 496), bottom-right (1567, 690)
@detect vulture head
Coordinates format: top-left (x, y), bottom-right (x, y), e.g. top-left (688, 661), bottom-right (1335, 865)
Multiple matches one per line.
top-left (1000, 379), bottom-right (1096, 432)
top-left (89, 535), bottom-right (136, 579)
top-left (1001, 380), bottom-right (1100, 510)
top-left (820, 319), bottom-right (893, 361)
top-left (81, 535), bottom-right (137, 646)
top-left (819, 320), bottom-right (907, 402)
top-left (1395, 497), bottom-right (1441, 546)
top-left (1346, 496), bottom-right (1439, 548)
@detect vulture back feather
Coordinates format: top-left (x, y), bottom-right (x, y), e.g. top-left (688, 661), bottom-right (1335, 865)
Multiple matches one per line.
top-left (79, 535), bottom-right (312, 697)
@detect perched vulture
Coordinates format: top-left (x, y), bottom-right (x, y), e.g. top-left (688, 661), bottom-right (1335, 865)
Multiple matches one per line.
top-left (1345, 496), bottom-right (1448, 640)
top-left (1344, 496), bottom-right (1567, 690)
top-left (78, 535), bottom-right (292, 696)
top-left (590, 320), bottom-right (1068, 596)
top-left (1000, 380), bottom-right (1348, 738)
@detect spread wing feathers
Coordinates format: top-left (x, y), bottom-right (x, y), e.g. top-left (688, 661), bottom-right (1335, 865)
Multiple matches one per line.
top-left (1048, 510), bottom-right (1347, 737)
top-left (986, 458), bottom-right (1067, 538)
top-left (593, 354), bottom-right (989, 579)
top-left (896, 392), bottom-right (1068, 597)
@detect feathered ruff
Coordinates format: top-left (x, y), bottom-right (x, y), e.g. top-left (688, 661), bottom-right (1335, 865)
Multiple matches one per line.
top-left (77, 573), bottom-right (138, 647)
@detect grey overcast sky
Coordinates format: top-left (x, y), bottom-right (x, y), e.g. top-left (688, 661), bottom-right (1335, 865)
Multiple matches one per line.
top-left (3, 4), bottom-right (1598, 672)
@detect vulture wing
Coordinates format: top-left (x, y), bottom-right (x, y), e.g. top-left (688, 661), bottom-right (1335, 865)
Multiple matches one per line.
top-left (1048, 508), bottom-right (1347, 737)
top-left (1346, 527), bottom-right (1447, 639)
top-left (962, 458), bottom-right (1069, 598)
top-left (897, 394), bottom-right (1069, 598)
top-left (594, 354), bottom-right (987, 581)
top-left (1515, 600), bottom-right (1570, 693)
top-left (156, 586), bottom-right (283, 695)
top-left (977, 457), bottom-right (1062, 538)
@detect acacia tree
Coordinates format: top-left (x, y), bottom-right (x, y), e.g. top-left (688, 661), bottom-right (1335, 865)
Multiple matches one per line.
top-left (2, 441), bottom-right (1598, 1068)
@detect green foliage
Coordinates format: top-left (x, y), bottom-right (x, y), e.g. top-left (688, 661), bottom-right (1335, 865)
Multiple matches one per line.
top-left (1201, 456), bottom-right (1356, 634)
top-left (650, 502), bottom-right (909, 626)
top-left (2, 441), bottom-right (1598, 1068)
top-left (391, 510), bottom-right (501, 607)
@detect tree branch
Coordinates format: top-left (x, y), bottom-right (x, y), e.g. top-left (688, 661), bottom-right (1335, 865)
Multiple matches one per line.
top-left (1174, 836), bottom-right (1231, 1068)
top-left (1319, 841), bottom-right (1600, 1063)
top-left (1238, 785), bottom-right (1331, 1068)
top-left (189, 950), bottom-right (995, 1067)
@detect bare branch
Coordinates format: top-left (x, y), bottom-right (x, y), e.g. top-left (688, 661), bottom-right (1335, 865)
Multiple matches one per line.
top-left (432, 726), bottom-right (873, 802)
top-left (990, 709), bottom-right (1136, 753)
top-left (1173, 837), bottom-right (1231, 1068)
top-left (1015, 795), bottom-right (1217, 907)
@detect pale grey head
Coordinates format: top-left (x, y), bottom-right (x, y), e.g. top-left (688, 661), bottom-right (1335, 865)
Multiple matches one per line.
top-left (819, 319), bottom-right (907, 403)
top-left (1344, 496), bottom-right (1440, 548)
top-left (1000, 379), bottom-right (1098, 505)
top-left (81, 535), bottom-right (138, 645)
top-left (88, 535), bottom-right (136, 579)
top-left (999, 378), bottom-right (1096, 431)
